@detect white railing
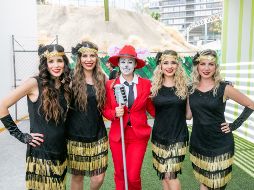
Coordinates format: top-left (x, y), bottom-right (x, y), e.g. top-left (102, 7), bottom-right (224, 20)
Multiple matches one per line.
top-left (221, 62), bottom-right (254, 143)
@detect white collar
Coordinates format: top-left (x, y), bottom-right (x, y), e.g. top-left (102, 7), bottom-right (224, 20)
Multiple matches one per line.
top-left (120, 74), bottom-right (139, 85)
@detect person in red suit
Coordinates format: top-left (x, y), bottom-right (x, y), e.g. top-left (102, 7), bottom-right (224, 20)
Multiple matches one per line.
top-left (103, 45), bottom-right (155, 190)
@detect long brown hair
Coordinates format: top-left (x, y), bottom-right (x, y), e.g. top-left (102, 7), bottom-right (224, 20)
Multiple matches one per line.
top-left (71, 41), bottom-right (106, 111)
top-left (38, 44), bottom-right (71, 123)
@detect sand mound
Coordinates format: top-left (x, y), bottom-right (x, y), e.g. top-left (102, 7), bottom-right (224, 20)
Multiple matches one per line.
top-left (37, 5), bottom-right (197, 54)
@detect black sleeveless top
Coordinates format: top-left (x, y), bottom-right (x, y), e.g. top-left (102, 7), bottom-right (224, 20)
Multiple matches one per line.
top-left (27, 77), bottom-right (67, 161)
top-left (189, 82), bottom-right (234, 157)
top-left (66, 84), bottom-right (107, 143)
top-left (152, 86), bottom-right (189, 145)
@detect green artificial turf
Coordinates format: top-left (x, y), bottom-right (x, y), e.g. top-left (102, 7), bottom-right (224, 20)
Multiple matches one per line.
top-left (66, 136), bottom-right (254, 190)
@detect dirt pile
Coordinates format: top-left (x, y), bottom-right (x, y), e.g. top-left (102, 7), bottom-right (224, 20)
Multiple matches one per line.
top-left (38, 5), bottom-right (196, 54)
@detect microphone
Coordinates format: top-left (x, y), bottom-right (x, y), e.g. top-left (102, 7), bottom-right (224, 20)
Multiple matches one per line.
top-left (114, 84), bottom-right (127, 105)
top-left (113, 83), bottom-right (129, 190)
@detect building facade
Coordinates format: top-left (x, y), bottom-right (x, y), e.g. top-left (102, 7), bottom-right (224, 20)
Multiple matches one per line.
top-left (149, 0), bottom-right (223, 45)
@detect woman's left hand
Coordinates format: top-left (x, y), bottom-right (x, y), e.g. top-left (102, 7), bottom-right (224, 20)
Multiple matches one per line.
top-left (221, 122), bottom-right (231, 133)
top-left (29, 133), bottom-right (44, 147)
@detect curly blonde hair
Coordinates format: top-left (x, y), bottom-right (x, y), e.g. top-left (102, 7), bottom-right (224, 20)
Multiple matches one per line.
top-left (71, 41), bottom-right (106, 111)
top-left (190, 49), bottom-right (222, 96)
top-left (151, 50), bottom-right (188, 100)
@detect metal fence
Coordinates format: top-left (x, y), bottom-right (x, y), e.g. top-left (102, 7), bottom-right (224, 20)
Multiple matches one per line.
top-left (11, 35), bottom-right (59, 120)
top-left (11, 35), bottom-right (113, 120)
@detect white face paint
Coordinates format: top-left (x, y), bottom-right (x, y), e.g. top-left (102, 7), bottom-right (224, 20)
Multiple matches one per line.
top-left (119, 57), bottom-right (136, 76)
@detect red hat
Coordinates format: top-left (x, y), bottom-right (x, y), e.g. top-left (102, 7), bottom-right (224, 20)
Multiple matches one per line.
top-left (108, 45), bottom-right (146, 69)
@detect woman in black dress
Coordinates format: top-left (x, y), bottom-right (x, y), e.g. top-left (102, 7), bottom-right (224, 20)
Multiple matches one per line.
top-left (0, 44), bottom-right (71, 189)
top-left (189, 49), bottom-right (254, 190)
top-left (66, 41), bottom-right (108, 190)
top-left (151, 50), bottom-right (191, 190)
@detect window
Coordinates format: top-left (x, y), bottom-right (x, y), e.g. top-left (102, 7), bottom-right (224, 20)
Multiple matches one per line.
top-left (180, 6), bottom-right (185, 11)
top-left (162, 1), bottom-right (169, 6)
top-left (162, 7), bottom-right (169, 12)
top-left (195, 10), bottom-right (212, 16)
top-left (174, 18), bottom-right (185, 24)
top-left (168, 19), bottom-right (174, 24)
top-left (169, 12), bottom-right (184, 17)
top-left (163, 20), bottom-right (168, 24)
top-left (212, 10), bottom-right (220, 14)
top-left (195, 5), bottom-right (200, 9)
top-left (174, 6), bottom-right (180, 12)
top-left (200, 4), bottom-right (206, 9)
top-left (206, 3), bottom-right (213, 8)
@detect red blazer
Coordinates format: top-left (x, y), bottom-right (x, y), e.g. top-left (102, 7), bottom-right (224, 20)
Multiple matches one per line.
top-left (103, 77), bottom-right (155, 142)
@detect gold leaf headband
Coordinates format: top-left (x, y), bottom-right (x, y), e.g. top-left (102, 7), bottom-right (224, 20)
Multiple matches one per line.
top-left (196, 55), bottom-right (216, 62)
top-left (78, 47), bottom-right (98, 54)
top-left (41, 50), bottom-right (65, 59)
top-left (160, 55), bottom-right (178, 63)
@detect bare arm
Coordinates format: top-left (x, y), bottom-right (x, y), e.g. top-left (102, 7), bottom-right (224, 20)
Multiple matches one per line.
top-left (221, 85), bottom-right (254, 133)
top-left (0, 78), bottom-right (44, 146)
top-left (186, 96), bottom-right (192, 120)
top-left (224, 85), bottom-right (254, 109)
top-left (0, 78), bottom-right (38, 117)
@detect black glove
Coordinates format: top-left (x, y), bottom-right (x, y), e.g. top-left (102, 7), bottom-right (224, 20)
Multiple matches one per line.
top-left (0, 114), bottom-right (33, 144)
top-left (229, 107), bottom-right (254, 131)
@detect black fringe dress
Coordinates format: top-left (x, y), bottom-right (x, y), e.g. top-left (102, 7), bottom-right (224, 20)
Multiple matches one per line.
top-left (66, 84), bottom-right (108, 176)
top-left (189, 82), bottom-right (233, 189)
top-left (151, 86), bottom-right (189, 179)
top-left (26, 77), bottom-right (68, 190)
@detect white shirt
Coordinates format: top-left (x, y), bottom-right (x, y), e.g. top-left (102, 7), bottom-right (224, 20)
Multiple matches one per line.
top-left (119, 74), bottom-right (138, 107)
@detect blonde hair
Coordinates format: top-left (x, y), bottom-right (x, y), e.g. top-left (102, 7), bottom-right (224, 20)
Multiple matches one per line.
top-left (151, 50), bottom-right (188, 99)
top-left (190, 49), bottom-right (222, 96)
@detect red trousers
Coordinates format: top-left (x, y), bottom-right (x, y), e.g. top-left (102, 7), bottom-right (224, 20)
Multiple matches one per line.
top-left (109, 127), bottom-right (149, 190)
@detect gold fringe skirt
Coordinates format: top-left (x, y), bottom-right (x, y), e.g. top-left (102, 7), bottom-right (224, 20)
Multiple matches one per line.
top-left (152, 141), bottom-right (187, 180)
top-left (25, 156), bottom-right (67, 190)
top-left (67, 136), bottom-right (108, 176)
top-left (190, 151), bottom-right (233, 189)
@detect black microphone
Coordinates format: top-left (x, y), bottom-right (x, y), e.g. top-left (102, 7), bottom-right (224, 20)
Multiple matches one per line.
top-left (114, 84), bottom-right (127, 105)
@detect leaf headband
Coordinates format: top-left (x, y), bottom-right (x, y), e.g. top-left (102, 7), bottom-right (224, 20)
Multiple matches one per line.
top-left (196, 55), bottom-right (217, 62)
top-left (159, 55), bottom-right (179, 63)
top-left (78, 47), bottom-right (98, 54)
top-left (41, 50), bottom-right (65, 59)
